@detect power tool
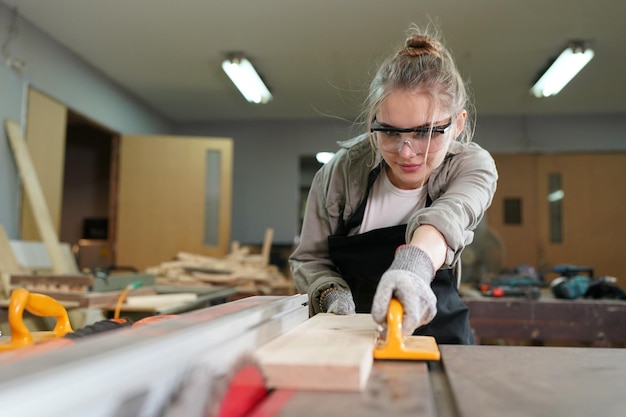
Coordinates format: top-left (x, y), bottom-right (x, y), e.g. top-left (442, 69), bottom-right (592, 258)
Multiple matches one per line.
top-left (549, 264), bottom-right (594, 299)
top-left (479, 264), bottom-right (543, 299)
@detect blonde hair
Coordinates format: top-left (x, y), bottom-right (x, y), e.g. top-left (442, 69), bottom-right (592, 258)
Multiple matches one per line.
top-left (362, 24), bottom-right (474, 145)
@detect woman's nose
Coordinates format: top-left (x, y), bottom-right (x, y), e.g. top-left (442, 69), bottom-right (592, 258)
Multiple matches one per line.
top-left (399, 140), bottom-right (416, 156)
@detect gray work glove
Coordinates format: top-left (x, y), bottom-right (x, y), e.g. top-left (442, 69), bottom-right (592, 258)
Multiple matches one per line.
top-left (320, 288), bottom-right (356, 315)
top-left (371, 245), bottom-right (437, 336)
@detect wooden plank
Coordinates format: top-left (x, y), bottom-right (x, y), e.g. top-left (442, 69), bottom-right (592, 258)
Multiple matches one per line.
top-left (10, 274), bottom-right (93, 292)
top-left (261, 362), bottom-right (435, 417)
top-left (442, 345), bottom-right (626, 417)
top-left (4, 120), bottom-right (72, 274)
top-left (21, 88), bottom-right (67, 241)
top-left (260, 227), bottom-right (274, 266)
top-left (254, 313), bottom-right (378, 392)
top-left (125, 293), bottom-right (198, 308)
top-left (0, 226), bottom-right (24, 274)
top-left (31, 287), bottom-right (156, 308)
top-left (0, 225), bottom-right (24, 297)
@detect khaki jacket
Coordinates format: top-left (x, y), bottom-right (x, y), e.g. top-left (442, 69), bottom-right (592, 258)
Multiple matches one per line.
top-left (290, 134), bottom-right (498, 313)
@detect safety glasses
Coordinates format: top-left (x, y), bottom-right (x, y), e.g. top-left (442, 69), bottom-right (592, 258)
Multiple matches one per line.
top-left (370, 118), bottom-right (453, 154)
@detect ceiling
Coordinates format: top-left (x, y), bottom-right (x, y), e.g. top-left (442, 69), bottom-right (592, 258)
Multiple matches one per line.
top-left (3, 0), bottom-right (626, 123)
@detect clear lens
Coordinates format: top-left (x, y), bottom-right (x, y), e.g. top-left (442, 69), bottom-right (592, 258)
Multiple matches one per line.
top-left (375, 131), bottom-right (447, 154)
top-left (371, 118), bottom-right (453, 155)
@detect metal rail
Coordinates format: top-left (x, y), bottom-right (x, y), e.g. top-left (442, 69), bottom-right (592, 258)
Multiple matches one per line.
top-left (0, 295), bottom-right (308, 417)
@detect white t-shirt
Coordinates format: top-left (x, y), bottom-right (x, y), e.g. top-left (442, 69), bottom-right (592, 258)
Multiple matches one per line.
top-left (358, 168), bottom-right (427, 234)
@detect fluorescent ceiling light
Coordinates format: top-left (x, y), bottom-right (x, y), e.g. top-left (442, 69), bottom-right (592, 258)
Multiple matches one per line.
top-left (315, 152), bottom-right (335, 164)
top-left (548, 190), bottom-right (564, 202)
top-left (222, 55), bottom-right (272, 104)
top-left (530, 42), bottom-right (594, 98)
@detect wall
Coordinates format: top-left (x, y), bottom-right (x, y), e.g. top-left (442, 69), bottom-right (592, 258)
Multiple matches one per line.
top-left (476, 114), bottom-right (626, 153)
top-left (2, 3), bottom-right (626, 251)
top-left (175, 113), bottom-right (626, 244)
top-left (0, 4), bottom-right (169, 238)
top-left (177, 119), bottom-right (358, 245)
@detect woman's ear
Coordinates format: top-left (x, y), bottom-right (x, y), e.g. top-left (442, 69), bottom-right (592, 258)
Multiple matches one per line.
top-left (454, 109), bottom-right (467, 139)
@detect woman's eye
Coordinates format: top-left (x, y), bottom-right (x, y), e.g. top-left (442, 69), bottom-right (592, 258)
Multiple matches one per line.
top-left (413, 130), bottom-right (431, 139)
top-left (413, 129), bottom-right (442, 139)
top-left (384, 130), bottom-right (400, 137)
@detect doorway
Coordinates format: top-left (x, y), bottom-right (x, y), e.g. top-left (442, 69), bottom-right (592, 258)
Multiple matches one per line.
top-left (297, 155), bottom-right (324, 239)
top-left (61, 111), bottom-right (117, 271)
top-left (22, 87), bottom-right (233, 272)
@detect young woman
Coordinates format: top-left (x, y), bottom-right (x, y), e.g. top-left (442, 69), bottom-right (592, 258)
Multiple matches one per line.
top-left (290, 24), bottom-right (498, 344)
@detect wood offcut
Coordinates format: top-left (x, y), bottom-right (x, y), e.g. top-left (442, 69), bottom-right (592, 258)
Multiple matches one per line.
top-left (254, 313), bottom-right (378, 392)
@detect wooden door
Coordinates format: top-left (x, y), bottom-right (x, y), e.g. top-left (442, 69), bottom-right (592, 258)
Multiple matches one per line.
top-left (115, 135), bottom-right (233, 270)
top-left (488, 154), bottom-right (540, 269)
top-left (20, 88), bottom-right (67, 240)
top-left (535, 153), bottom-right (626, 286)
top-left (489, 152), bottom-right (626, 288)
top-left (22, 87), bottom-right (233, 272)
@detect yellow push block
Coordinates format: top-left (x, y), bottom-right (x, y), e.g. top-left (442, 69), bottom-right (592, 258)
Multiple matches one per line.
top-left (373, 298), bottom-right (441, 361)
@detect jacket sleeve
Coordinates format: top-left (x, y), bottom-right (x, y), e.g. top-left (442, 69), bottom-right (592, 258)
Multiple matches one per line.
top-left (290, 165), bottom-right (352, 315)
top-left (406, 143), bottom-right (498, 268)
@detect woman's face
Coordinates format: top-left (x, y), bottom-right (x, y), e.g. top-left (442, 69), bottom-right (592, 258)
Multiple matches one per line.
top-left (374, 90), bottom-right (463, 190)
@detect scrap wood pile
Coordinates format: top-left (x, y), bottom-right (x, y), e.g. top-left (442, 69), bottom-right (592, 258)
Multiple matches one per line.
top-left (146, 241), bottom-right (295, 296)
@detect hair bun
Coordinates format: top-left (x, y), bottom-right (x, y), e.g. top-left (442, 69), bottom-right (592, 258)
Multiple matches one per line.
top-left (404, 35), bottom-right (442, 58)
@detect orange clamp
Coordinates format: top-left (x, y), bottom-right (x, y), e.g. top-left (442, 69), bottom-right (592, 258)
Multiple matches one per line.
top-left (0, 288), bottom-right (73, 352)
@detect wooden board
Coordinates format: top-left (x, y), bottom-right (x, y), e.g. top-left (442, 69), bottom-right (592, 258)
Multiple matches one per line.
top-left (254, 313), bottom-right (378, 392)
top-left (21, 88), bottom-right (67, 241)
top-left (32, 287), bottom-right (156, 308)
top-left (125, 293), bottom-right (198, 308)
top-left (442, 345), bottom-right (626, 417)
top-left (0, 226), bottom-right (24, 274)
top-left (267, 361), bottom-right (435, 417)
top-left (10, 274), bottom-right (93, 292)
top-left (4, 120), bottom-right (71, 274)
top-left (0, 225), bottom-right (24, 297)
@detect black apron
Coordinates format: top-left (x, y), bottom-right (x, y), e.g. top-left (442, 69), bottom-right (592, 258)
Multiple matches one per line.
top-left (327, 167), bottom-right (474, 344)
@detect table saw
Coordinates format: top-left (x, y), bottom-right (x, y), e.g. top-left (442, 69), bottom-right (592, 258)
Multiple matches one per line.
top-left (0, 294), bottom-right (624, 417)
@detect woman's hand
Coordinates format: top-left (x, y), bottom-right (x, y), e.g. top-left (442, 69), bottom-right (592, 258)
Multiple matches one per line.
top-left (371, 245), bottom-right (437, 336)
top-left (320, 288), bottom-right (356, 315)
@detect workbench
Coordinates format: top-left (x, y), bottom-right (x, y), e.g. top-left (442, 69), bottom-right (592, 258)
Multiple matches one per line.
top-left (265, 345), bottom-right (626, 417)
top-left (0, 295), bottom-right (624, 417)
top-left (101, 284), bottom-right (237, 320)
top-left (465, 296), bottom-right (626, 346)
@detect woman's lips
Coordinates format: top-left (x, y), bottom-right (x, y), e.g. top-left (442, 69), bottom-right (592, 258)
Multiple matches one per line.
top-left (399, 163), bottom-right (422, 173)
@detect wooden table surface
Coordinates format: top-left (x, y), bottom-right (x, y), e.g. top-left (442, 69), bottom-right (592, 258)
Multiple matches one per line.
top-left (465, 296), bottom-right (626, 345)
top-left (442, 345), bottom-right (626, 417)
top-left (273, 344), bottom-right (626, 417)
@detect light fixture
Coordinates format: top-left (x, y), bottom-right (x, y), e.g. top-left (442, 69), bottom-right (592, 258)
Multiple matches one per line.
top-left (221, 54), bottom-right (272, 104)
top-left (547, 189), bottom-right (564, 202)
top-left (530, 41), bottom-right (594, 98)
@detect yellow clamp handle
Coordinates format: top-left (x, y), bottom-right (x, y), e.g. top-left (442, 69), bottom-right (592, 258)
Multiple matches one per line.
top-left (4, 288), bottom-right (73, 349)
top-left (382, 298), bottom-right (405, 350)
